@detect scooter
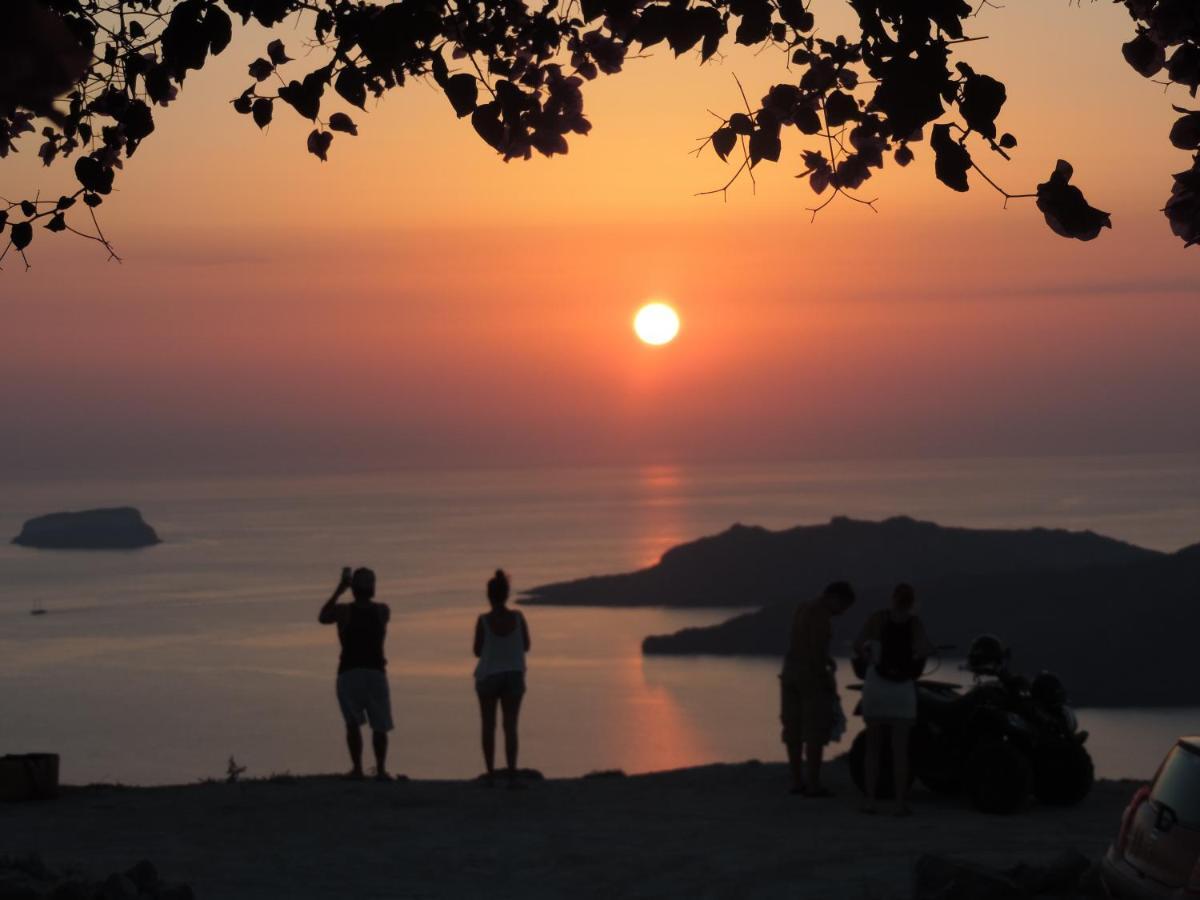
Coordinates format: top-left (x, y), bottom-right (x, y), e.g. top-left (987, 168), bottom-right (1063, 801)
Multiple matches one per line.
top-left (848, 640), bottom-right (1093, 814)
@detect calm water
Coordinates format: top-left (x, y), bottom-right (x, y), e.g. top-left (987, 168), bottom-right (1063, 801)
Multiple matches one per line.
top-left (1, 456), bottom-right (1198, 785)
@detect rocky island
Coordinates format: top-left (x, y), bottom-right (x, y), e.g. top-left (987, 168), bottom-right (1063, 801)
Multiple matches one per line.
top-left (522, 516), bottom-right (1200, 707)
top-left (12, 507), bottom-right (161, 550)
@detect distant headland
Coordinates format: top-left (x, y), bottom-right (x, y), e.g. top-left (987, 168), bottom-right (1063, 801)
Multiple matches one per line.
top-left (522, 516), bottom-right (1200, 707)
top-left (12, 507), bottom-right (161, 550)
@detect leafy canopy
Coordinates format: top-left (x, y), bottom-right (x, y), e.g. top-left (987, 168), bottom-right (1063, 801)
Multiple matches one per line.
top-left (1, 0), bottom-right (1198, 267)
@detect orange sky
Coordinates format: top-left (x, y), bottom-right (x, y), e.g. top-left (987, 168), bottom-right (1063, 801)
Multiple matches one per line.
top-left (1, 1), bottom-right (1198, 478)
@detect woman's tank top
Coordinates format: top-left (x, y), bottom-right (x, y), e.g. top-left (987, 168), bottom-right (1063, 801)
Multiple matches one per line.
top-left (876, 613), bottom-right (917, 683)
top-left (474, 612), bottom-right (527, 680)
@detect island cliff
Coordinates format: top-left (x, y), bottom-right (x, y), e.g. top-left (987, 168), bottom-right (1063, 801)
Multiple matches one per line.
top-left (12, 507), bottom-right (161, 549)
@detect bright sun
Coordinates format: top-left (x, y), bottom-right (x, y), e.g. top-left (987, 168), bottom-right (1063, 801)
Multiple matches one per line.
top-left (633, 302), bottom-right (680, 346)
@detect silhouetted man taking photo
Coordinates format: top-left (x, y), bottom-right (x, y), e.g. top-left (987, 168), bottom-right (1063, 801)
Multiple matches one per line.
top-left (319, 567), bottom-right (394, 781)
top-left (779, 580), bottom-right (855, 797)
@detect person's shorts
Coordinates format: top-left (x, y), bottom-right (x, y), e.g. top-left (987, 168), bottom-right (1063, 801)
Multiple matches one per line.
top-left (862, 668), bottom-right (917, 723)
top-left (780, 677), bottom-right (834, 747)
top-left (475, 670), bottom-right (526, 700)
top-left (336, 668), bottom-right (394, 732)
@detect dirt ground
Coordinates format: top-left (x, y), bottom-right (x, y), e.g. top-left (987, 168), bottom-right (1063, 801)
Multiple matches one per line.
top-left (1, 760), bottom-right (1137, 899)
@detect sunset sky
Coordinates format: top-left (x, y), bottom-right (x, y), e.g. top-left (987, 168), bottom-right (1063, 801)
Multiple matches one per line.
top-left (2, 0), bottom-right (1198, 479)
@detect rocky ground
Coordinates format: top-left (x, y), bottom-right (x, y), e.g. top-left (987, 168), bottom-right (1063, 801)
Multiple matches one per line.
top-left (0, 761), bottom-right (1137, 899)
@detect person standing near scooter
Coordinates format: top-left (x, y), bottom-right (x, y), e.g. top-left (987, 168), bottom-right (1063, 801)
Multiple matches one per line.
top-left (854, 583), bottom-right (933, 816)
top-left (779, 581), bottom-right (856, 797)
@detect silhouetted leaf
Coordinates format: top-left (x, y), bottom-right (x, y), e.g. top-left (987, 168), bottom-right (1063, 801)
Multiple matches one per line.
top-left (1166, 156), bottom-right (1200, 246)
top-left (1167, 44), bottom-right (1200, 94)
top-left (306, 128), bottom-right (332, 162)
top-left (444, 74), bottom-right (478, 118)
top-left (696, 8), bottom-right (727, 61)
top-left (763, 84), bottom-right (802, 121)
top-left (867, 49), bottom-right (947, 140)
top-left (279, 73), bottom-right (324, 120)
top-left (777, 0), bottom-right (811, 31)
top-left (145, 64), bottom-right (176, 105)
top-left (931, 123), bottom-right (971, 192)
top-left (335, 67), bottom-right (368, 110)
top-left (836, 153), bottom-right (870, 190)
top-left (999, 132), bottom-right (1017, 150)
top-left (56, 195), bottom-right (75, 210)
top-left (204, 5), bottom-right (232, 55)
top-left (328, 112), bottom-right (358, 135)
top-left (824, 90), bottom-right (860, 127)
top-left (799, 149), bottom-right (830, 193)
top-left (267, 39), bottom-right (290, 65)
top-left (471, 102), bottom-right (505, 152)
top-left (45, 213), bottom-right (67, 232)
top-left (74, 156), bottom-right (114, 194)
top-left (233, 90), bottom-right (254, 114)
top-left (735, 3), bottom-right (773, 46)
top-left (794, 106), bottom-right (821, 135)
top-left (712, 127), bottom-right (736, 161)
top-left (252, 98), bottom-right (273, 129)
top-left (1169, 108), bottom-right (1200, 149)
top-left (894, 144), bottom-right (914, 166)
top-left (10, 221), bottom-right (33, 251)
top-left (958, 70), bottom-right (1006, 139)
top-left (120, 99), bottom-right (155, 152)
top-left (748, 128), bottom-right (781, 166)
top-left (83, 193), bottom-right (103, 208)
top-left (20, 201), bottom-right (36, 217)
top-left (729, 113), bottom-right (754, 135)
top-left (225, 0), bottom-right (292, 27)
top-left (1036, 159), bottom-right (1111, 241)
top-left (1123, 33), bottom-right (1165, 78)
top-left (162, 0), bottom-right (215, 78)
top-left (248, 58), bottom-right (274, 81)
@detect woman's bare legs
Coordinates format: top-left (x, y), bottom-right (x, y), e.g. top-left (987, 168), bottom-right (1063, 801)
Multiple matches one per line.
top-left (478, 693), bottom-right (499, 778)
top-left (862, 721), bottom-right (882, 813)
top-left (499, 690), bottom-right (523, 782)
top-left (891, 722), bottom-right (912, 815)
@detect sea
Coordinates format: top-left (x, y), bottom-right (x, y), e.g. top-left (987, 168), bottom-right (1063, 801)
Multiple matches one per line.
top-left (2, 455), bottom-right (1198, 786)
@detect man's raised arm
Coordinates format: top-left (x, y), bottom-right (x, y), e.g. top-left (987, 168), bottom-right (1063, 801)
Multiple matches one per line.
top-left (319, 568), bottom-right (352, 624)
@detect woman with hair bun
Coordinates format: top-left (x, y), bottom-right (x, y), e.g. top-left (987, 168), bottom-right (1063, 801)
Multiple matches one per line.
top-left (853, 582), bottom-right (933, 816)
top-left (472, 569), bottom-right (532, 786)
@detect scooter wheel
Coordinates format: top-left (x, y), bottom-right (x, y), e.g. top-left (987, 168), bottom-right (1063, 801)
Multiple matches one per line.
top-left (1033, 742), bottom-right (1094, 806)
top-left (965, 739), bottom-right (1032, 814)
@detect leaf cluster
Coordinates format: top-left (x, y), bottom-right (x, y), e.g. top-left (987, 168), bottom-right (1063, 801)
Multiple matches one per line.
top-left (0, 0), bottom-right (1192, 266)
top-left (1119, 0), bottom-right (1200, 245)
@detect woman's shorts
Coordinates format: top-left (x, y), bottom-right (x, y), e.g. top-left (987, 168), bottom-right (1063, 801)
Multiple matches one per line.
top-left (336, 668), bottom-right (394, 732)
top-left (475, 670), bottom-right (526, 700)
top-left (862, 668), bottom-right (917, 722)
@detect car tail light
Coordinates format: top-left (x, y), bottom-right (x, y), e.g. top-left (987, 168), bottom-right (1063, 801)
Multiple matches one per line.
top-left (1117, 785), bottom-right (1152, 856)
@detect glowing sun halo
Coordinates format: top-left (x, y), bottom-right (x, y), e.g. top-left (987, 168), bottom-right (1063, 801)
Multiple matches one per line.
top-left (634, 302), bottom-right (680, 346)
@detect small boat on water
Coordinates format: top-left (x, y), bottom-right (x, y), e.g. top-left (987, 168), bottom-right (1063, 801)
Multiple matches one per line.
top-left (30, 601), bottom-right (46, 616)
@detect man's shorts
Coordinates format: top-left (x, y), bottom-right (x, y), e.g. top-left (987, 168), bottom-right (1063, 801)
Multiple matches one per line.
top-left (779, 676), bottom-right (834, 747)
top-left (336, 668), bottom-right (394, 732)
